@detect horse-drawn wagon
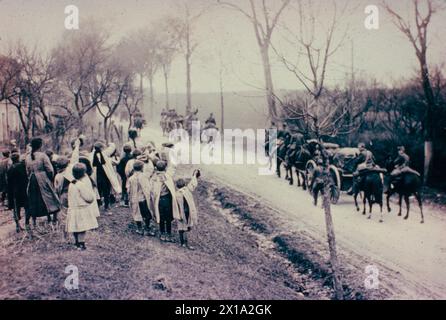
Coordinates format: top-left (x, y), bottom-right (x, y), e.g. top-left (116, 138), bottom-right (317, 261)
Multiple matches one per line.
top-left (306, 144), bottom-right (359, 204)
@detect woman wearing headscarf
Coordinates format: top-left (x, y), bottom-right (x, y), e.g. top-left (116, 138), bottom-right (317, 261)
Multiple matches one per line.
top-left (25, 138), bottom-right (61, 225)
top-left (90, 142), bottom-right (121, 213)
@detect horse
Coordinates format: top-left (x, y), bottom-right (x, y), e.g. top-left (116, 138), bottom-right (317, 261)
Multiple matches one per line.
top-left (276, 139), bottom-right (288, 178)
top-left (353, 171), bottom-right (384, 222)
top-left (285, 143), bottom-right (312, 190)
top-left (385, 172), bottom-right (424, 223)
top-left (160, 116), bottom-right (169, 136)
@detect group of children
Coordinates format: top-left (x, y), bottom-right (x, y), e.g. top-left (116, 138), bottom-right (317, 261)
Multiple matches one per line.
top-left (0, 132), bottom-right (201, 251)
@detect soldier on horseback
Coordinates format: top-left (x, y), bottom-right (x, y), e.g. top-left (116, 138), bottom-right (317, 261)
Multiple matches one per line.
top-left (277, 123), bottom-right (290, 142)
top-left (205, 113), bottom-right (216, 127)
top-left (391, 146), bottom-right (420, 180)
top-left (347, 142), bottom-right (377, 195)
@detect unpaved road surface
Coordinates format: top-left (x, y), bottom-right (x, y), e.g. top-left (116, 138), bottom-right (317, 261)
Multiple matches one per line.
top-left (141, 125), bottom-right (446, 299)
top-left (0, 165), bottom-right (320, 300)
top-left (1, 125), bottom-right (445, 300)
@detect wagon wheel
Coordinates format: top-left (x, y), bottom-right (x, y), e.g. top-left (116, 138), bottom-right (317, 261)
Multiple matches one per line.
top-left (306, 160), bottom-right (317, 195)
top-left (329, 165), bottom-right (341, 204)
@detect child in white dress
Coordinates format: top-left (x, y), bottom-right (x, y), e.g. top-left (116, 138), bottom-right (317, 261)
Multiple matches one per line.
top-left (66, 163), bottom-right (99, 250)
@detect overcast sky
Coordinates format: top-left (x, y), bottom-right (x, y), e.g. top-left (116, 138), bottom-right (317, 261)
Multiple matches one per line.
top-left (0, 0), bottom-right (445, 94)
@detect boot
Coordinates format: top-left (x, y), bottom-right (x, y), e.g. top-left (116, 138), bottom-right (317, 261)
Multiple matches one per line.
top-left (179, 231), bottom-right (186, 247)
top-left (136, 222), bottom-right (144, 235)
top-left (166, 233), bottom-right (175, 243)
top-left (15, 223), bottom-right (21, 233)
top-left (74, 234), bottom-right (80, 248)
top-left (185, 238), bottom-right (195, 251)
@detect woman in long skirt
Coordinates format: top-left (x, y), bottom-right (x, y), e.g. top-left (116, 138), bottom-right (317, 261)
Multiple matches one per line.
top-left (25, 138), bottom-right (61, 225)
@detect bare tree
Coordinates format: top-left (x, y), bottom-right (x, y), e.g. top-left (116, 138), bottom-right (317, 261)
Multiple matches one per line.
top-left (219, 0), bottom-right (291, 121)
top-left (0, 55), bottom-right (21, 102)
top-left (116, 34), bottom-right (146, 109)
top-left (171, 2), bottom-right (209, 114)
top-left (122, 83), bottom-right (143, 130)
top-left (384, 0), bottom-right (445, 184)
top-left (97, 70), bottom-right (130, 143)
top-left (136, 28), bottom-right (161, 120)
top-left (156, 19), bottom-right (181, 110)
top-left (274, 0), bottom-right (350, 299)
top-left (3, 43), bottom-right (58, 144)
top-left (52, 20), bottom-right (111, 130)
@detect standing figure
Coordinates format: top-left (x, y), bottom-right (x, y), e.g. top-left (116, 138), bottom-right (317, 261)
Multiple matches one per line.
top-left (90, 142), bottom-right (121, 213)
top-left (310, 158), bottom-right (325, 207)
top-left (150, 160), bottom-right (180, 242)
top-left (0, 150), bottom-right (12, 206)
top-left (25, 138), bottom-right (61, 225)
top-left (7, 153), bottom-right (29, 232)
top-left (54, 156), bottom-right (71, 212)
top-left (128, 160), bottom-right (155, 236)
top-left (66, 163), bottom-right (99, 250)
top-left (117, 144), bottom-right (133, 207)
top-left (175, 169), bottom-right (200, 249)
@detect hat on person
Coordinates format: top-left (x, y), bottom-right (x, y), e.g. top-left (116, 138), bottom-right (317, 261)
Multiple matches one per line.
top-left (72, 163), bottom-right (87, 180)
top-left (123, 144), bottom-right (132, 153)
top-left (132, 149), bottom-right (142, 158)
top-left (155, 160), bottom-right (167, 172)
top-left (10, 153), bottom-right (20, 163)
top-left (56, 156), bottom-right (70, 169)
top-left (93, 141), bottom-right (105, 150)
top-left (176, 178), bottom-right (186, 189)
top-left (133, 160), bottom-right (144, 172)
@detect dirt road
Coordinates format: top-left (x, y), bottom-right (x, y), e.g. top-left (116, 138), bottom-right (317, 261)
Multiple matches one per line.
top-left (142, 125), bottom-right (446, 299)
top-left (0, 166), bottom-right (320, 300)
top-left (1, 125), bottom-right (444, 300)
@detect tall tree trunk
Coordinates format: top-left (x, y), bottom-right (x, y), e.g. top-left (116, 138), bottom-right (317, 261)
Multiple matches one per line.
top-left (139, 73), bottom-right (144, 112)
top-left (104, 118), bottom-right (108, 143)
top-left (164, 68), bottom-right (170, 109)
top-left (316, 96), bottom-right (343, 299)
top-left (219, 66), bottom-right (224, 132)
top-left (186, 53), bottom-right (192, 115)
top-left (419, 57), bottom-right (436, 185)
top-left (219, 59), bottom-right (225, 132)
top-left (322, 172), bottom-right (344, 300)
top-left (186, 21), bottom-right (192, 114)
top-left (149, 76), bottom-right (154, 121)
top-left (128, 114), bottom-right (133, 130)
top-left (260, 45), bottom-right (277, 121)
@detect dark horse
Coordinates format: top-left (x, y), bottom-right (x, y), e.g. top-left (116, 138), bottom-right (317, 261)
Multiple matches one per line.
top-left (353, 171), bottom-right (384, 222)
top-left (276, 140), bottom-right (289, 178)
top-left (285, 143), bottom-right (312, 190)
top-left (385, 172), bottom-right (424, 223)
